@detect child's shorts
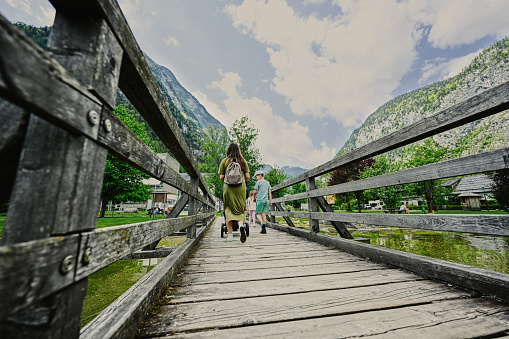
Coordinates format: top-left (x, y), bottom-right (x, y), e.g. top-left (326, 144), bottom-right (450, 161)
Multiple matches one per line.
top-left (255, 199), bottom-right (269, 214)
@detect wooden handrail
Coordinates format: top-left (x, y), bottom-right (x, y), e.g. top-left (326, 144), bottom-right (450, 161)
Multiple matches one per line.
top-left (272, 80), bottom-right (509, 192)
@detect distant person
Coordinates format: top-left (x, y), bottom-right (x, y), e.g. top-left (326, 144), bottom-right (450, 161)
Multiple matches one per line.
top-left (246, 190), bottom-right (257, 226)
top-left (253, 170), bottom-right (272, 234)
top-left (220, 200), bottom-right (224, 217)
top-left (400, 203), bottom-right (409, 214)
top-left (218, 143), bottom-right (250, 243)
top-left (154, 205), bottom-right (159, 218)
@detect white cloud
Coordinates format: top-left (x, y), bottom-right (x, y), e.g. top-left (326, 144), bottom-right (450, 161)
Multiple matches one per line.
top-left (6, 0), bottom-right (54, 26)
top-left (420, 0), bottom-right (509, 48)
top-left (225, 0), bottom-right (419, 127)
top-left (225, 0), bottom-right (509, 128)
top-left (419, 49), bottom-right (481, 84)
top-left (163, 34), bottom-right (179, 46)
top-left (203, 70), bottom-right (336, 167)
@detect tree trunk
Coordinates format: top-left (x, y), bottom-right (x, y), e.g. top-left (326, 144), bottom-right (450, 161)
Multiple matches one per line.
top-left (424, 181), bottom-right (434, 213)
top-left (99, 199), bottom-right (107, 218)
top-left (355, 191), bottom-right (362, 213)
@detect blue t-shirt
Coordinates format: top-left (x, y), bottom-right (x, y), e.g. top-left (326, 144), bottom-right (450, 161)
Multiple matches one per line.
top-left (254, 179), bottom-right (271, 201)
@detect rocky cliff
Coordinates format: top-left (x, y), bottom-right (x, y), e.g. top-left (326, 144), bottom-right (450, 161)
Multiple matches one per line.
top-left (338, 37), bottom-right (509, 160)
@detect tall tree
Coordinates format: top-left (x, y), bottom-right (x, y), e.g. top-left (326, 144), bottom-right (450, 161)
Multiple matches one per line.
top-left (99, 105), bottom-right (153, 217)
top-left (229, 116), bottom-right (263, 193)
top-left (329, 158), bottom-right (375, 212)
top-left (488, 169), bottom-right (509, 210)
top-left (198, 125), bottom-right (230, 199)
top-left (265, 166), bottom-right (290, 198)
top-left (361, 156), bottom-right (402, 210)
top-left (404, 139), bottom-right (449, 213)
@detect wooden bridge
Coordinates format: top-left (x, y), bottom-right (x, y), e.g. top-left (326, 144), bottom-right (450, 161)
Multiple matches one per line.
top-left (0, 0), bottom-right (508, 338)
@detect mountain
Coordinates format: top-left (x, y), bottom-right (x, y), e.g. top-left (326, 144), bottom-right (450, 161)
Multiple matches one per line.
top-left (262, 165), bottom-right (309, 178)
top-left (338, 37), bottom-right (509, 161)
top-left (144, 54), bottom-right (222, 130)
top-left (15, 22), bottom-right (224, 160)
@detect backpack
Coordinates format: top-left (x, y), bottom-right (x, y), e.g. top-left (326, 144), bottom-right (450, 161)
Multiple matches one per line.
top-left (224, 158), bottom-right (243, 185)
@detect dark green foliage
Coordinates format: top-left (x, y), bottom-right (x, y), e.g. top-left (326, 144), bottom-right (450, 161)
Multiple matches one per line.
top-left (229, 116), bottom-right (263, 193)
top-left (198, 125), bottom-right (230, 199)
top-left (489, 169), bottom-right (509, 210)
top-left (15, 22), bottom-right (51, 49)
top-left (290, 183), bottom-right (307, 208)
top-left (100, 105), bottom-right (153, 217)
top-left (265, 166), bottom-right (290, 198)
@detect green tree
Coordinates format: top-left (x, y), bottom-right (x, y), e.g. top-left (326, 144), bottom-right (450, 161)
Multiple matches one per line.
top-left (229, 116), bottom-right (263, 193)
top-left (404, 139), bottom-right (449, 213)
top-left (488, 169), bottom-right (509, 210)
top-left (198, 125), bottom-right (230, 199)
top-left (360, 156), bottom-right (402, 209)
top-left (264, 166), bottom-right (290, 198)
top-left (100, 105), bottom-right (153, 217)
top-left (290, 183), bottom-right (307, 209)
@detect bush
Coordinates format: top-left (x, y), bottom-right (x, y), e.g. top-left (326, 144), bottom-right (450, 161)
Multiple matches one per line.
top-left (445, 205), bottom-right (463, 210)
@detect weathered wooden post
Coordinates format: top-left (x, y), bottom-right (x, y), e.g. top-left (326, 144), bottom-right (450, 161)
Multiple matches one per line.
top-left (0, 10), bottom-right (122, 338)
top-left (305, 177), bottom-right (320, 233)
top-left (187, 177), bottom-right (199, 238)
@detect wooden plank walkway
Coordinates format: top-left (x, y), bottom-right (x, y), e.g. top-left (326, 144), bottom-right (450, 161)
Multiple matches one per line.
top-left (139, 218), bottom-right (509, 338)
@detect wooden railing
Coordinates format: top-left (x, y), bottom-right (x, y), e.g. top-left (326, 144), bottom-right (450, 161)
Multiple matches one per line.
top-left (0, 1), bottom-right (215, 338)
top-left (268, 81), bottom-right (509, 301)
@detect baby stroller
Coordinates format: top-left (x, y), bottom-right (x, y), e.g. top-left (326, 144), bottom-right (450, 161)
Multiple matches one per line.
top-left (221, 218), bottom-right (250, 238)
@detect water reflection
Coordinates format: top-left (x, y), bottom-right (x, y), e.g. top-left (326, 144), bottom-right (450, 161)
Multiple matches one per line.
top-left (352, 227), bottom-right (509, 274)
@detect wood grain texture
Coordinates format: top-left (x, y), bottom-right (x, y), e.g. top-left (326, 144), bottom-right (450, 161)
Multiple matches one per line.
top-left (0, 14), bottom-right (213, 207)
top-left (268, 222), bottom-right (509, 302)
top-left (76, 212), bottom-right (215, 280)
top-left (138, 219), bottom-right (509, 338)
top-left (273, 147), bottom-right (509, 204)
top-left (268, 210), bottom-right (509, 236)
top-left (80, 217), bottom-right (214, 339)
top-left (151, 299), bottom-right (509, 338)
top-left (272, 81), bottom-right (509, 192)
top-left (48, 0), bottom-right (213, 198)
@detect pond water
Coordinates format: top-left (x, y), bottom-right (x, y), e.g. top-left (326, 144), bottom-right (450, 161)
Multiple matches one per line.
top-left (350, 227), bottom-right (509, 274)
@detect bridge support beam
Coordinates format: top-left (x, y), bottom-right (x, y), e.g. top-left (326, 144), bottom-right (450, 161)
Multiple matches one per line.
top-left (0, 11), bottom-right (122, 339)
top-left (187, 177), bottom-right (199, 239)
top-left (306, 177), bottom-right (320, 233)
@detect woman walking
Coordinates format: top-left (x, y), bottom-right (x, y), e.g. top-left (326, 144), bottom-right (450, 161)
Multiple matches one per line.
top-left (246, 190), bottom-right (257, 226)
top-left (218, 143), bottom-right (250, 242)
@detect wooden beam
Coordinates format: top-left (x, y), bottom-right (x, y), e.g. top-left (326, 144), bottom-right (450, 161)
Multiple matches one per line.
top-left (0, 235), bottom-right (80, 321)
top-left (0, 15), bottom-right (211, 206)
top-left (272, 81), bottom-right (509, 192)
top-left (270, 211), bottom-right (509, 237)
top-left (273, 147), bottom-right (509, 204)
top-left (121, 247), bottom-right (174, 260)
top-left (274, 203), bottom-right (294, 227)
top-left (267, 222), bottom-right (509, 303)
top-left (305, 177), bottom-right (319, 233)
top-left (80, 218), bottom-right (214, 339)
top-left (48, 0), bottom-right (213, 199)
top-left (316, 196), bottom-right (353, 239)
top-left (75, 212), bottom-right (215, 280)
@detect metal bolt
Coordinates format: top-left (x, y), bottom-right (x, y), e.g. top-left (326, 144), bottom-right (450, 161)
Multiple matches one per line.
top-left (82, 248), bottom-right (92, 264)
top-left (87, 110), bottom-right (99, 126)
top-left (103, 119), bottom-right (112, 132)
top-left (60, 255), bottom-right (75, 274)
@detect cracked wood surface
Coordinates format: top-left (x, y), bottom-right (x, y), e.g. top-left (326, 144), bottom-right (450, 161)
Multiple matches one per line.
top-left (139, 219), bottom-right (509, 338)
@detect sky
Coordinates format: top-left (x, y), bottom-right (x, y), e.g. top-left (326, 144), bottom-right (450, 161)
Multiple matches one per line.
top-left (2, 0), bottom-right (509, 169)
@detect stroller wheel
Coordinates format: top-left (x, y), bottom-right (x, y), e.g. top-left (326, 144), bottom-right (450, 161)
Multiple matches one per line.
top-left (245, 222), bottom-right (250, 237)
top-left (221, 223), bottom-right (225, 238)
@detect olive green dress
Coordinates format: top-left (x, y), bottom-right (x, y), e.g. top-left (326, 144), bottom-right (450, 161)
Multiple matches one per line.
top-left (218, 158), bottom-right (249, 224)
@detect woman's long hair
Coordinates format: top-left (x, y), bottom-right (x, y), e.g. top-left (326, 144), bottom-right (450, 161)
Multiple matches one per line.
top-left (226, 143), bottom-right (246, 172)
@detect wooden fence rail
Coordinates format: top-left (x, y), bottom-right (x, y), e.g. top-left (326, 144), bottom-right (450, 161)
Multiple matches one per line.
top-left (0, 0), bottom-right (216, 338)
top-left (267, 75), bottom-right (509, 302)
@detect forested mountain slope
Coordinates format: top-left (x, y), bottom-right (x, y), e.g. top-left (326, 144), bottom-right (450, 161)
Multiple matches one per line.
top-left (15, 22), bottom-right (224, 160)
top-left (338, 37), bottom-right (509, 160)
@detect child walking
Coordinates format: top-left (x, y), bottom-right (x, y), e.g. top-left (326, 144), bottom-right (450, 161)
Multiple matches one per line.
top-left (253, 170), bottom-right (272, 234)
top-left (246, 190), bottom-right (257, 226)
